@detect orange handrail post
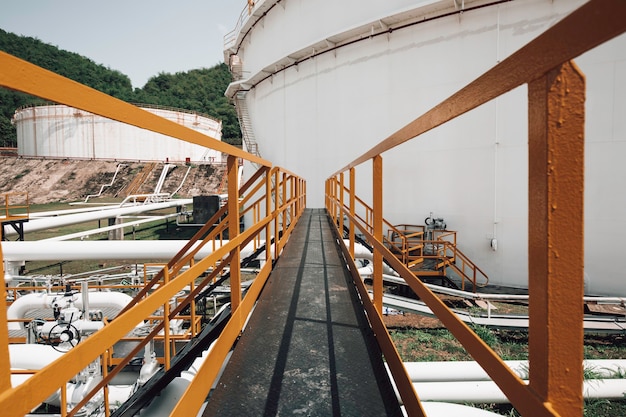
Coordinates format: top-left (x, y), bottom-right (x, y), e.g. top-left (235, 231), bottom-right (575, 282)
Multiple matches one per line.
top-left (527, 61), bottom-right (585, 416)
top-left (227, 155), bottom-right (242, 314)
top-left (372, 155), bottom-right (383, 316)
top-left (339, 172), bottom-right (345, 233)
top-left (349, 168), bottom-right (356, 259)
top-left (0, 243), bottom-right (10, 393)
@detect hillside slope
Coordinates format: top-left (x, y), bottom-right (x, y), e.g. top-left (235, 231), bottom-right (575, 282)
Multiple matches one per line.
top-left (0, 157), bottom-right (226, 205)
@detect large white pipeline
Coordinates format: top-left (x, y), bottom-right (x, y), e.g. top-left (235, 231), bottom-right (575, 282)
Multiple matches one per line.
top-left (344, 240), bottom-right (399, 276)
top-left (2, 239), bottom-right (262, 262)
top-left (9, 344), bottom-right (102, 409)
top-left (7, 291), bottom-right (133, 331)
top-left (418, 402), bottom-right (503, 417)
top-left (387, 360), bottom-right (626, 404)
top-left (410, 379), bottom-right (626, 403)
top-left (400, 359), bottom-right (626, 382)
top-left (3, 239), bottom-right (265, 285)
top-left (29, 204), bottom-right (120, 218)
top-left (41, 213), bottom-right (180, 242)
top-left (4, 199), bottom-right (192, 236)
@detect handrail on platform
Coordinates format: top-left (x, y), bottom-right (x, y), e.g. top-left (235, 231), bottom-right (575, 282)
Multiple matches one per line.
top-left (326, 1), bottom-right (626, 416)
top-left (0, 48), bottom-right (306, 417)
top-left (0, 192), bottom-right (29, 222)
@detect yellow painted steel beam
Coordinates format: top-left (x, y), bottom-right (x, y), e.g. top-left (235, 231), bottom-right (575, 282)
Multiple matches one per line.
top-left (528, 61), bottom-right (585, 416)
top-left (0, 52), bottom-right (269, 167)
top-left (330, 0), bottom-right (626, 176)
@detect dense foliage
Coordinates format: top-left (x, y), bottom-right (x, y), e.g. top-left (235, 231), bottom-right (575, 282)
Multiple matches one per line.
top-left (134, 68), bottom-right (241, 143)
top-left (0, 28), bottom-right (240, 147)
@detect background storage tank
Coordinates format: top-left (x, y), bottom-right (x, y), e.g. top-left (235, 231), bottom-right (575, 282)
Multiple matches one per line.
top-left (13, 104), bottom-right (223, 163)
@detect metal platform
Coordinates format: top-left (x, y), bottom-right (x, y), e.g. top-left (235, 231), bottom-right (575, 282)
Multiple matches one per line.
top-left (203, 208), bottom-right (402, 416)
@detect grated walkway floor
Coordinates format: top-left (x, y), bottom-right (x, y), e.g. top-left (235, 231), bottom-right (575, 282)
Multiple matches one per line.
top-left (202, 208), bottom-right (402, 416)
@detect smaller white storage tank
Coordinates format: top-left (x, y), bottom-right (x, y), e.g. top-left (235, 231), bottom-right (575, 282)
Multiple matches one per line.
top-left (13, 104), bottom-right (223, 163)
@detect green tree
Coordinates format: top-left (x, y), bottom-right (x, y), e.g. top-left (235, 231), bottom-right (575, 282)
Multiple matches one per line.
top-left (135, 65), bottom-right (241, 145)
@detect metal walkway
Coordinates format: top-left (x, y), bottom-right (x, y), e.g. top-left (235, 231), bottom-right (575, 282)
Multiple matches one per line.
top-left (203, 208), bottom-right (402, 416)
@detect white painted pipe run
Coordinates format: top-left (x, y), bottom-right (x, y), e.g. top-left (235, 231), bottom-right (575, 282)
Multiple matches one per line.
top-left (9, 344), bottom-right (117, 410)
top-left (387, 360), bottom-right (626, 404)
top-left (1, 239), bottom-right (262, 262)
top-left (7, 291), bottom-right (133, 331)
top-left (2, 239), bottom-right (265, 285)
top-left (410, 379), bottom-right (626, 403)
top-left (4, 199), bottom-right (192, 236)
top-left (401, 360), bottom-right (626, 382)
top-left (343, 240), bottom-right (399, 276)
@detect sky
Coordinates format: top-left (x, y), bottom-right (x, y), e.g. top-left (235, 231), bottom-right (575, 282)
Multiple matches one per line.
top-left (0, 0), bottom-right (246, 89)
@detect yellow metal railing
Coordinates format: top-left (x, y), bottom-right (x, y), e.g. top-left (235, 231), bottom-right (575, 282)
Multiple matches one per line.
top-left (0, 46), bottom-right (306, 417)
top-left (326, 1), bottom-right (626, 416)
top-left (0, 192), bottom-right (29, 222)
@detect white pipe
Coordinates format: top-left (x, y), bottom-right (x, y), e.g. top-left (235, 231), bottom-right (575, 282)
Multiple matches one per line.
top-left (385, 360), bottom-right (626, 405)
top-left (81, 282), bottom-right (89, 318)
top-left (381, 273), bottom-right (626, 304)
top-left (420, 402), bottom-right (503, 417)
top-left (400, 360), bottom-right (626, 382)
top-left (29, 205), bottom-right (120, 218)
top-left (356, 261), bottom-right (397, 277)
top-left (84, 163), bottom-right (126, 202)
top-left (7, 291), bottom-right (133, 330)
top-left (171, 165), bottom-right (192, 196)
top-left (9, 343), bottom-right (65, 369)
top-left (2, 239), bottom-right (262, 262)
top-left (4, 199), bottom-right (191, 236)
top-left (410, 379), bottom-right (626, 403)
top-left (153, 164), bottom-right (172, 195)
top-left (9, 344), bottom-right (72, 408)
top-left (137, 377), bottom-right (190, 417)
top-left (40, 213), bottom-right (179, 242)
top-left (381, 292), bottom-right (626, 333)
top-left (344, 240), bottom-right (399, 276)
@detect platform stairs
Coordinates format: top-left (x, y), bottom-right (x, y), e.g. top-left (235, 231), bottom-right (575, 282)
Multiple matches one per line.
top-left (234, 91), bottom-right (260, 168)
top-left (343, 220), bottom-right (489, 292)
top-left (385, 224), bottom-right (489, 292)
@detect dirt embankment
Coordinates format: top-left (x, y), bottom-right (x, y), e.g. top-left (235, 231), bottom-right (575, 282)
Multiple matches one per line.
top-left (0, 157), bottom-right (227, 204)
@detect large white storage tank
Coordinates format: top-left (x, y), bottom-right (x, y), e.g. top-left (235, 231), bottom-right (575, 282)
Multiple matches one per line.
top-left (225, 0), bottom-right (626, 296)
top-left (13, 104), bottom-right (223, 163)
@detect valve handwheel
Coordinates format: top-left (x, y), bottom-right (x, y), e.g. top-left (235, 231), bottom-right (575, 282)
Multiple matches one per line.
top-left (47, 312), bottom-right (81, 352)
top-left (48, 322), bottom-right (81, 352)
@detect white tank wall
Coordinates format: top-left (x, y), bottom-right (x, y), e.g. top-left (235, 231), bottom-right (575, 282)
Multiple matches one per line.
top-left (14, 105), bottom-right (223, 163)
top-left (229, 0), bottom-right (626, 296)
